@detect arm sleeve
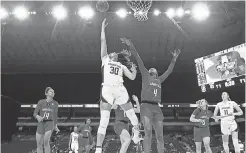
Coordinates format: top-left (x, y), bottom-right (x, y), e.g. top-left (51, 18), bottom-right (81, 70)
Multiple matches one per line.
top-left (101, 55), bottom-right (108, 67)
top-left (129, 45), bottom-right (148, 76)
top-left (33, 100), bottom-right (42, 118)
top-left (53, 101), bottom-right (58, 125)
top-left (101, 23), bottom-right (108, 59)
top-left (158, 58), bottom-right (177, 83)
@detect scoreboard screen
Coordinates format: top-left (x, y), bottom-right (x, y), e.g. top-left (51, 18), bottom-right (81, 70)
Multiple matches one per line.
top-left (194, 43), bottom-right (245, 92)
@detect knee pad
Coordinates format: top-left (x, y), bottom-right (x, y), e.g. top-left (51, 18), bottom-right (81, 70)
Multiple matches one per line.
top-left (97, 110), bottom-right (110, 135)
top-left (125, 108), bottom-right (138, 126)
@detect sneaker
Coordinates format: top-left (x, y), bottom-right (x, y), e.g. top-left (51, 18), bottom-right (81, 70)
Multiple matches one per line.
top-left (95, 147), bottom-right (102, 153)
top-left (132, 127), bottom-right (141, 144)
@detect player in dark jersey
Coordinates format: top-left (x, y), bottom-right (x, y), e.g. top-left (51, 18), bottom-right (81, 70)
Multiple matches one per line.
top-left (33, 87), bottom-right (60, 153)
top-left (120, 37), bottom-right (180, 153)
top-left (190, 99), bottom-right (228, 153)
top-left (112, 95), bottom-right (141, 153)
top-left (77, 119), bottom-right (93, 153)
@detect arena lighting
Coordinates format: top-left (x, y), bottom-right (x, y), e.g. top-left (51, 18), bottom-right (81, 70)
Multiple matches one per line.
top-left (185, 10), bottom-right (191, 15)
top-left (78, 6), bottom-right (94, 20)
top-left (13, 6), bottom-right (29, 20)
top-left (192, 2), bottom-right (210, 21)
top-left (176, 7), bottom-right (184, 18)
top-left (153, 9), bottom-right (161, 16)
top-left (52, 5), bottom-right (67, 20)
top-left (116, 8), bottom-right (128, 18)
top-left (0, 7), bottom-right (9, 20)
top-left (166, 8), bottom-right (175, 18)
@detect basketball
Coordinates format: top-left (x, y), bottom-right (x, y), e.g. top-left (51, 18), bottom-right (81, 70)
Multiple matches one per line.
top-left (96, 0), bottom-right (109, 12)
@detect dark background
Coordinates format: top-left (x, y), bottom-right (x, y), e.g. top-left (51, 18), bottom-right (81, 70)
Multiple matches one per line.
top-left (1, 1), bottom-right (245, 104)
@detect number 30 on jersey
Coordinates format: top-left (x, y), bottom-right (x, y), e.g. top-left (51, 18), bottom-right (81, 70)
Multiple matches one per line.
top-left (110, 66), bottom-right (119, 75)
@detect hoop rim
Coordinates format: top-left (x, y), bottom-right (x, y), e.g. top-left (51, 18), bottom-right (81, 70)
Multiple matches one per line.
top-left (126, 0), bottom-right (152, 21)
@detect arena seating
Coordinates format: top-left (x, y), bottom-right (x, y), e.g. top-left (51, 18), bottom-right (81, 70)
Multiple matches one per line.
top-left (6, 105), bottom-right (245, 153)
top-left (3, 130), bottom-right (243, 153)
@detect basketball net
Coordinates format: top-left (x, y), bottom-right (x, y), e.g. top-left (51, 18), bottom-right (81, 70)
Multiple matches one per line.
top-left (127, 0), bottom-right (152, 21)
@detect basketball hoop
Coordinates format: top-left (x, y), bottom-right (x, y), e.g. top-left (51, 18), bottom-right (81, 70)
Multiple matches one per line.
top-left (96, 0), bottom-right (109, 12)
top-left (127, 0), bottom-right (152, 21)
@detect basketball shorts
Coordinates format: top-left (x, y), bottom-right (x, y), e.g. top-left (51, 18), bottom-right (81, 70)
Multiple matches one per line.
top-left (36, 120), bottom-right (54, 135)
top-left (193, 127), bottom-right (210, 142)
top-left (220, 120), bottom-right (238, 135)
top-left (140, 102), bottom-right (164, 123)
top-left (79, 136), bottom-right (90, 149)
top-left (114, 120), bottom-right (129, 136)
top-left (71, 142), bottom-right (79, 153)
top-left (100, 85), bottom-right (129, 105)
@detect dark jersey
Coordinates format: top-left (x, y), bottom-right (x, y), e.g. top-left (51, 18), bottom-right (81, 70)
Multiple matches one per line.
top-left (115, 106), bottom-right (128, 122)
top-left (131, 48), bottom-right (177, 104)
top-left (192, 108), bottom-right (213, 128)
top-left (33, 99), bottom-right (59, 124)
top-left (78, 124), bottom-right (92, 137)
top-left (141, 75), bottom-right (162, 103)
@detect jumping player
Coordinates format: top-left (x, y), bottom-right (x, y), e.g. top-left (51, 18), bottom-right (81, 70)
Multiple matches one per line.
top-left (33, 87), bottom-right (60, 153)
top-left (77, 119), bottom-right (93, 153)
top-left (214, 92), bottom-right (243, 153)
top-left (190, 99), bottom-right (228, 153)
top-left (95, 18), bottom-right (140, 153)
top-left (112, 95), bottom-right (141, 153)
top-left (69, 126), bottom-right (79, 153)
top-left (120, 37), bottom-right (180, 153)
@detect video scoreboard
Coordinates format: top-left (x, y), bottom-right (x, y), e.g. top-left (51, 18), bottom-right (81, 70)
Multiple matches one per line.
top-left (194, 43), bottom-right (245, 92)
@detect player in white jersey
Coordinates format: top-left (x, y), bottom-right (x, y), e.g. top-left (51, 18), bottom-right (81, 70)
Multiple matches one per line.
top-left (95, 18), bottom-right (140, 153)
top-left (69, 126), bottom-right (79, 153)
top-left (213, 92), bottom-right (243, 153)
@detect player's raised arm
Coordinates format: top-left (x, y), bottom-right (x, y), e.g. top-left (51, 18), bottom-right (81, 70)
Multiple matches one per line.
top-left (101, 18), bottom-right (108, 60)
top-left (132, 95), bottom-right (140, 113)
top-left (120, 38), bottom-right (148, 75)
top-left (158, 49), bottom-right (181, 83)
top-left (123, 64), bottom-right (137, 80)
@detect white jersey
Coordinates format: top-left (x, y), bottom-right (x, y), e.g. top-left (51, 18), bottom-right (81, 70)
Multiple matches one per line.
top-left (71, 132), bottom-right (79, 144)
top-left (216, 101), bottom-right (237, 122)
top-left (101, 55), bottom-right (126, 86)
